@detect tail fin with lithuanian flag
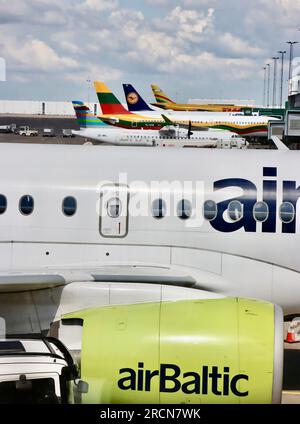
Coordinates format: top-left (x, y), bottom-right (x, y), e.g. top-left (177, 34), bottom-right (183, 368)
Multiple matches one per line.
top-left (151, 84), bottom-right (175, 105)
top-left (94, 81), bottom-right (131, 115)
top-left (72, 101), bottom-right (108, 128)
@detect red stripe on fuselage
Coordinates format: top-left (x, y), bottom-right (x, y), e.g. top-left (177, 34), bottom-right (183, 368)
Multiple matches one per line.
top-left (239, 128), bottom-right (268, 135)
top-left (100, 104), bottom-right (131, 115)
top-left (156, 94), bottom-right (173, 103)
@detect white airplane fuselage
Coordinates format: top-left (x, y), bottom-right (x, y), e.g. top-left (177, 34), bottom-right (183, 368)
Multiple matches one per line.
top-left (72, 127), bottom-right (247, 147)
top-left (0, 143), bottom-right (299, 323)
top-left (98, 105), bottom-right (277, 137)
top-left (163, 113), bottom-right (275, 138)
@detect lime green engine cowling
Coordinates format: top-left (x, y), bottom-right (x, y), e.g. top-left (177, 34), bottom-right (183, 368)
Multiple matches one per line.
top-left (63, 297), bottom-right (283, 404)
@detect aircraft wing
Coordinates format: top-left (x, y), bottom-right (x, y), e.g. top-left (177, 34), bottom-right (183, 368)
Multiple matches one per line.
top-left (98, 116), bottom-right (120, 124)
top-left (0, 273), bottom-right (67, 292)
top-left (161, 114), bottom-right (209, 131)
top-left (0, 264), bottom-right (226, 293)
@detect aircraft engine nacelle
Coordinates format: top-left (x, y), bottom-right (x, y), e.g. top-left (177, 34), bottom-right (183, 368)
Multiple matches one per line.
top-left (63, 297), bottom-right (283, 404)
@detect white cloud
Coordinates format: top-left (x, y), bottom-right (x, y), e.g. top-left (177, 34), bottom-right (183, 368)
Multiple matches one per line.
top-left (93, 29), bottom-right (120, 50)
top-left (58, 40), bottom-right (80, 54)
top-left (101, 6), bottom-right (255, 81)
top-left (144, 0), bottom-right (171, 4)
top-left (245, 0), bottom-right (300, 33)
top-left (23, 39), bottom-right (78, 70)
top-left (152, 50), bottom-right (256, 80)
top-left (0, 0), bottom-right (29, 18)
top-left (261, 0), bottom-right (300, 19)
top-left (42, 10), bottom-right (67, 25)
top-left (167, 6), bottom-right (213, 31)
top-left (182, 0), bottom-right (219, 5)
top-left (0, 0), bottom-right (296, 100)
top-left (65, 64), bottom-right (122, 83)
top-left (77, 0), bottom-right (118, 12)
top-left (167, 6), bottom-right (215, 43)
top-left (1, 37), bottom-right (79, 72)
top-left (52, 32), bottom-right (81, 54)
top-left (218, 32), bottom-right (265, 57)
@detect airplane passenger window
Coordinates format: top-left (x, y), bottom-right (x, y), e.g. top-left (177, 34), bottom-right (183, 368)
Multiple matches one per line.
top-left (0, 195), bottom-right (7, 214)
top-left (203, 200), bottom-right (217, 220)
top-left (228, 200), bottom-right (243, 221)
top-left (279, 202), bottom-right (295, 224)
top-left (19, 195), bottom-right (34, 216)
top-left (62, 196), bottom-right (77, 217)
top-left (177, 199), bottom-right (192, 220)
top-left (107, 197), bottom-right (122, 218)
top-left (253, 201), bottom-right (269, 222)
top-left (152, 198), bottom-right (166, 219)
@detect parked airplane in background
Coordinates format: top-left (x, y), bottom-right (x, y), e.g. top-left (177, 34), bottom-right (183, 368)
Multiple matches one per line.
top-left (123, 83), bottom-right (161, 113)
top-left (151, 84), bottom-right (248, 112)
top-left (123, 83), bottom-right (238, 117)
top-left (94, 81), bottom-right (276, 137)
top-left (72, 101), bottom-right (247, 148)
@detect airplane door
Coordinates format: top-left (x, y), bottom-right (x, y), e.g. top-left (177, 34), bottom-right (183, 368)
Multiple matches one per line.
top-left (99, 184), bottom-right (129, 237)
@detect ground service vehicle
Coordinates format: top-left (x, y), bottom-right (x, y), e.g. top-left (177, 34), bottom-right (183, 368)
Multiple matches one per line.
top-left (62, 129), bottom-right (75, 137)
top-left (0, 124), bottom-right (16, 133)
top-left (42, 128), bottom-right (55, 137)
top-left (0, 337), bottom-right (86, 404)
top-left (17, 126), bottom-right (38, 136)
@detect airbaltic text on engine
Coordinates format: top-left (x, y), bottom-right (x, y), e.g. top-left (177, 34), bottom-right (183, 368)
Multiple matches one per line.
top-left (117, 363), bottom-right (249, 397)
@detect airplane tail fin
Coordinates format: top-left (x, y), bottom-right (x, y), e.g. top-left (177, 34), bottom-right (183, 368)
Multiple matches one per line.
top-left (94, 81), bottom-right (130, 115)
top-left (72, 101), bottom-right (108, 128)
top-left (151, 84), bottom-right (175, 105)
top-left (123, 83), bottom-right (154, 112)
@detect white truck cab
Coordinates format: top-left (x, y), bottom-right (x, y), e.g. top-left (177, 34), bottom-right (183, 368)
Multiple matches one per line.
top-left (0, 338), bottom-right (83, 404)
top-left (18, 126), bottom-right (38, 137)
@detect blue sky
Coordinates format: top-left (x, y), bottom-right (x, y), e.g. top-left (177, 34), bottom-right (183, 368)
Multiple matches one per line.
top-left (0, 0), bottom-right (300, 105)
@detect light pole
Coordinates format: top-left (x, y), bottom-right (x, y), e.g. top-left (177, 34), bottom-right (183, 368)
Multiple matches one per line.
top-left (262, 66), bottom-right (267, 107)
top-left (272, 56), bottom-right (279, 107)
top-left (278, 50), bottom-right (286, 108)
top-left (86, 76), bottom-right (91, 105)
top-left (286, 41), bottom-right (298, 96)
top-left (266, 63), bottom-right (271, 107)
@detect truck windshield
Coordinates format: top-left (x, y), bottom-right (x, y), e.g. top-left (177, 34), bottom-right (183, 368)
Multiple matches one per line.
top-left (0, 378), bottom-right (59, 404)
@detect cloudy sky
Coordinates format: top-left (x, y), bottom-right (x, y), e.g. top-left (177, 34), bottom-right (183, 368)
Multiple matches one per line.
top-left (0, 0), bottom-right (300, 105)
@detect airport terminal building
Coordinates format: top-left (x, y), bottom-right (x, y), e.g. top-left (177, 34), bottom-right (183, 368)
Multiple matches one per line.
top-left (0, 100), bottom-right (99, 116)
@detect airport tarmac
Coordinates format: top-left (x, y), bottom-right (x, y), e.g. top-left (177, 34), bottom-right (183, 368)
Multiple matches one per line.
top-left (0, 114), bottom-right (79, 133)
top-left (0, 114), bottom-right (84, 144)
top-left (0, 132), bottom-right (85, 145)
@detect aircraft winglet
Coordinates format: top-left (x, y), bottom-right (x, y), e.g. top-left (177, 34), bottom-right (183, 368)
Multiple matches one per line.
top-left (161, 114), bottom-right (174, 124)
